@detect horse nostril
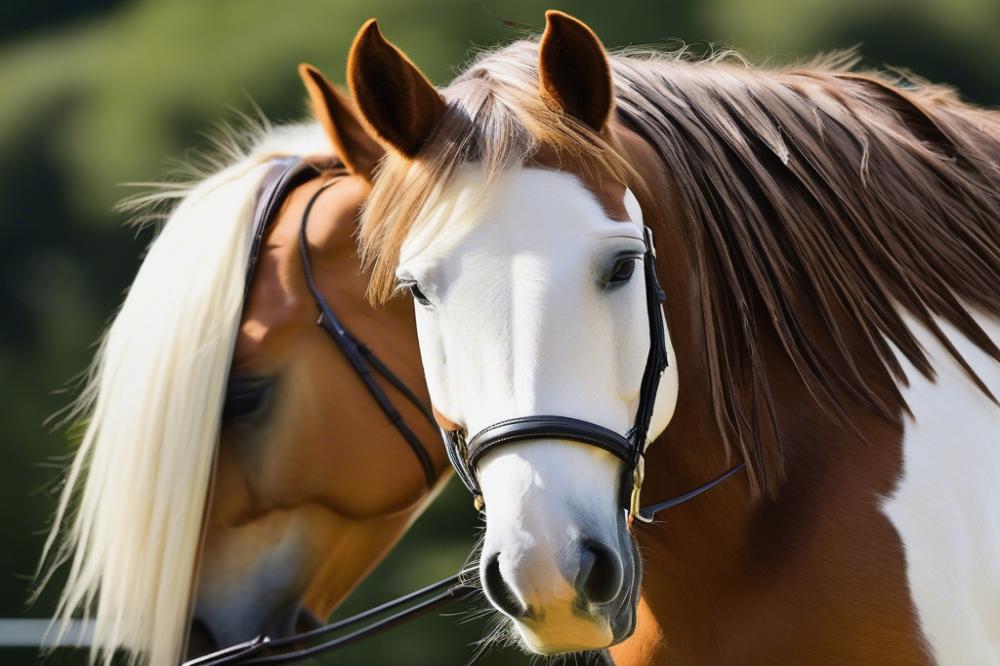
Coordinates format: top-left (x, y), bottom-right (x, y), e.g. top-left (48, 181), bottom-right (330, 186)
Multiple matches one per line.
top-left (482, 553), bottom-right (528, 618)
top-left (576, 540), bottom-right (624, 605)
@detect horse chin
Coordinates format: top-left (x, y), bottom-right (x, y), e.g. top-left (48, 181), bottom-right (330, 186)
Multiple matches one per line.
top-left (509, 523), bottom-right (641, 655)
top-left (516, 621), bottom-right (614, 655)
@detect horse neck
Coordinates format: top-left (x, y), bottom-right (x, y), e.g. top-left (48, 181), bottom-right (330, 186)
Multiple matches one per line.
top-left (610, 119), bottom-right (751, 590)
top-left (614, 122), bottom-right (925, 664)
top-left (624, 313), bottom-right (922, 664)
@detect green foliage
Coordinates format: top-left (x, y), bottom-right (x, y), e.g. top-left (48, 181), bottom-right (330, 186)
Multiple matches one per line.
top-left (0, 1), bottom-right (996, 664)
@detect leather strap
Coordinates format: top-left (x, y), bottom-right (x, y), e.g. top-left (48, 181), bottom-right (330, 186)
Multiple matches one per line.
top-left (244, 157), bottom-right (315, 303)
top-left (467, 415), bottom-right (633, 469)
top-left (236, 158), bottom-right (439, 489)
top-left (298, 175), bottom-right (437, 488)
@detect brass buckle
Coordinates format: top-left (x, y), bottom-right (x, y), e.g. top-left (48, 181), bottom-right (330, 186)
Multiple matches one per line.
top-left (626, 454), bottom-right (645, 530)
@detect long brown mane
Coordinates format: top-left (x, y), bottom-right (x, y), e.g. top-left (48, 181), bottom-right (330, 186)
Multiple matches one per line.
top-left (359, 40), bottom-right (1000, 496)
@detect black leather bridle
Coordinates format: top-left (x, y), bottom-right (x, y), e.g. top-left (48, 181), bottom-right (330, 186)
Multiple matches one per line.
top-left (186, 157), bottom-right (745, 665)
top-left (184, 158), bottom-right (473, 666)
top-left (239, 157), bottom-right (438, 487)
top-left (442, 225), bottom-right (674, 525)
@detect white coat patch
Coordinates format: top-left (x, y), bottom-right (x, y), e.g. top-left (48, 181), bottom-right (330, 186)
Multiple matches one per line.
top-left (882, 310), bottom-right (1000, 665)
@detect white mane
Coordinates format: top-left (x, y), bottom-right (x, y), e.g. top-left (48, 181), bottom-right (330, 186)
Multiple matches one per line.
top-left (36, 119), bottom-right (329, 666)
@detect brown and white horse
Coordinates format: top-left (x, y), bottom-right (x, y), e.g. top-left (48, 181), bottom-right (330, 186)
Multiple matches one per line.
top-left (346, 12), bottom-right (1000, 665)
top-left (37, 66), bottom-right (449, 666)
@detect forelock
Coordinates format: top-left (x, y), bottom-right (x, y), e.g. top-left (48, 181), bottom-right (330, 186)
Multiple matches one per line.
top-left (358, 38), bottom-right (633, 303)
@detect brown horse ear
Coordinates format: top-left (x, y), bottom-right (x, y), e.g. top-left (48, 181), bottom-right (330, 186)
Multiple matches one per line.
top-left (538, 11), bottom-right (614, 132)
top-left (347, 19), bottom-right (446, 158)
top-left (298, 64), bottom-right (384, 179)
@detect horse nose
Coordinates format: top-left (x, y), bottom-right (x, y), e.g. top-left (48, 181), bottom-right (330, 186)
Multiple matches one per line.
top-left (575, 539), bottom-right (624, 605)
top-left (482, 552), bottom-right (529, 618)
top-left (481, 537), bottom-right (624, 618)
top-left (187, 604), bottom-right (321, 660)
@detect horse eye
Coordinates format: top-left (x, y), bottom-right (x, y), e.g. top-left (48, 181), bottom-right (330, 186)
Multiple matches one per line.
top-left (608, 257), bottom-right (638, 284)
top-left (408, 283), bottom-right (431, 306)
top-left (223, 375), bottom-right (274, 424)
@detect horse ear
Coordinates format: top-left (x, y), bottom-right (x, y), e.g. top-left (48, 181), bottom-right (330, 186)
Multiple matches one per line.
top-left (538, 11), bottom-right (614, 132)
top-left (299, 64), bottom-right (384, 179)
top-left (347, 19), bottom-right (446, 158)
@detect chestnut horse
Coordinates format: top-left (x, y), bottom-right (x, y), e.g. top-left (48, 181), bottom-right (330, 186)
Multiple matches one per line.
top-left (345, 12), bottom-right (1000, 665)
top-left (36, 66), bottom-right (449, 666)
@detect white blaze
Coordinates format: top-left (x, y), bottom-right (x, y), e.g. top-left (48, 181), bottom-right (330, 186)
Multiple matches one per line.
top-left (398, 165), bottom-right (678, 650)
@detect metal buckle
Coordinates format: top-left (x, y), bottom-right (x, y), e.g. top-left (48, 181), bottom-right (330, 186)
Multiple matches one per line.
top-left (455, 430), bottom-right (469, 459)
top-left (451, 429), bottom-right (484, 512)
top-left (626, 454), bottom-right (646, 530)
top-left (644, 226), bottom-right (657, 258)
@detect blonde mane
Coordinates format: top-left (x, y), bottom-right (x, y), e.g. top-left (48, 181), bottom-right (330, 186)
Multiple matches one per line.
top-left (359, 39), bottom-right (1000, 496)
top-left (36, 119), bottom-right (329, 666)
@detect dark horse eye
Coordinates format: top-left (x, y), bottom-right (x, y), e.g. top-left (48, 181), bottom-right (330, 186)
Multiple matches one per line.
top-left (608, 257), bottom-right (638, 284)
top-left (409, 283), bottom-right (431, 305)
top-left (222, 375), bottom-right (274, 424)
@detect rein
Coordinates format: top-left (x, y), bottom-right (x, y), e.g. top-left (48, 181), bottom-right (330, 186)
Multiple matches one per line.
top-left (183, 574), bottom-right (477, 666)
top-left (184, 157), bottom-right (744, 665)
top-left (185, 465), bottom-right (744, 666)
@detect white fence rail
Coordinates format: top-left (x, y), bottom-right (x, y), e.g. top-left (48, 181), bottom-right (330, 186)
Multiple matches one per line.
top-left (0, 619), bottom-right (93, 647)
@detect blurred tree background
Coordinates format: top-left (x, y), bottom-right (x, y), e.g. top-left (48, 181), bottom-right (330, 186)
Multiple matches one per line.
top-left (1, 0), bottom-right (997, 664)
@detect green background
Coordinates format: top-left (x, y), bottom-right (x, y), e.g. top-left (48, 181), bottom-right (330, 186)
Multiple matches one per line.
top-left (2, 0), bottom-right (997, 664)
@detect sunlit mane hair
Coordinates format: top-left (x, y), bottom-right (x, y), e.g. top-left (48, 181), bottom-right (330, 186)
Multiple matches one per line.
top-left (359, 40), bottom-right (1000, 496)
top-left (35, 118), bottom-right (330, 666)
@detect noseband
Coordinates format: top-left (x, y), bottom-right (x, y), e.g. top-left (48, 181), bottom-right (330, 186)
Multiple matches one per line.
top-left (443, 225), bottom-right (672, 524)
